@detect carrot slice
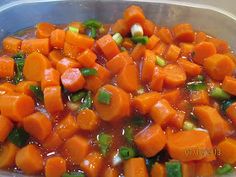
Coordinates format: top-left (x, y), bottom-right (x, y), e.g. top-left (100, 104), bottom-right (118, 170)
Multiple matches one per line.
top-left (63, 42), bottom-right (82, 59)
top-left (42, 132), bottom-right (63, 151)
top-left (23, 112), bottom-right (52, 141)
top-left (44, 86), bottom-right (64, 114)
top-left (104, 167), bottom-right (118, 177)
top-left (167, 130), bottom-right (214, 161)
top-left (16, 81), bottom-right (38, 96)
top-left (112, 19), bottom-right (129, 36)
top-left (21, 38), bottom-right (50, 55)
top-left (203, 54), bottom-right (235, 81)
top-left (123, 5), bottom-right (145, 27)
top-left (177, 58), bottom-right (202, 77)
top-left (169, 111), bottom-right (185, 130)
top-left (2, 36), bottom-right (22, 53)
top-left (80, 152), bottom-right (103, 177)
top-left (142, 19), bottom-right (155, 37)
top-left (56, 57), bottom-right (81, 74)
top-left (150, 67), bottom-right (165, 92)
top-left (217, 138), bottom-right (236, 164)
top-left (182, 162), bottom-right (196, 177)
top-left (161, 89), bottom-right (181, 105)
top-left (62, 135), bottom-right (89, 165)
top-left (124, 158), bottom-right (148, 177)
top-left (164, 44), bottom-right (181, 62)
top-left (195, 32), bottom-right (207, 44)
top-left (0, 82), bottom-right (16, 95)
top-left (77, 109), bottom-right (100, 131)
top-left (122, 38), bottom-right (134, 50)
top-left (41, 68), bottom-right (60, 90)
top-left (135, 124), bottom-right (166, 157)
top-left (141, 49), bottom-right (156, 82)
top-left (130, 43), bottom-right (146, 61)
top-left (190, 90), bottom-right (209, 105)
top-left (173, 23), bottom-right (195, 42)
top-left (179, 43), bottom-right (194, 57)
top-left (151, 163), bottom-right (166, 177)
top-left (50, 29), bottom-right (65, 49)
top-left (163, 64), bottom-right (186, 88)
top-left (61, 68), bottom-right (85, 92)
top-left (0, 116), bottom-right (13, 142)
top-left (0, 56), bottom-right (15, 79)
top-left (146, 35), bottom-right (160, 50)
top-left (48, 49), bottom-right (63, 67)
top-left (77, 48), bottom-right (97, 67)
top-left (45, 156), bottom-right (66, 177)
top-left (23, 52), bottom-right (51, 81)
top-left (0, 93), bottom-right (35, 122)
top-left (223, 76), bottom-right (236, 96)
top-left (157, 27), bottom-right (173, 44)
top-left (36, 22), bottom-right (55, 38)
top-left (207, 37), bottom-right (229, 54)
top-left (195, 162), bottom-right (214, 177)
top-left (152, 41), bottom-right (167, 56)
top-left (132, 92), bottom-right (161, 115)
top-left (0, 142), bottom-right (19, 168)
top-left (226, 103), bottom-right (236, 127)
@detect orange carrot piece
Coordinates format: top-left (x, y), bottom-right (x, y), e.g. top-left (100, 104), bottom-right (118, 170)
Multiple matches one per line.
top-left (0, 82), bottom-right (16, 95)
top-left (195, 32), bottom-right (207, 44)
top-left (21, 38), bottom-right (50, 55)
top-left (222, 76), bottom-right (236, 96)
top-left (45, 156), bottom-right (66, 177)
top-left (164, 44), bottom-right (181, 62)
top-left (130, 43), bottom-right (146, 61)
top-left (194, 106), bottom-right (233, 140)
top-left (226, 103), bottom-right (236, 127)
top-left (150, 67), bottom-right (165, 92)
top-left (151, 163), bottom-right (166, 177)
top-left (117, 64), bottom-right (139, 92)
top-left (157, 27), bottom-right (173, 44)
top-left (204, 54), bottom-right (235, 81)
top-left (123, 5), bottom-right (145, 27)
top-left (173, 23), bottom-right (195, 42)
top-left (132, 92), bottom-right (161, 115)
top-left (146, 35), bottom-right (160, 50)
top-left (94, 84), bottom-right (130, 122)
top-left (152, 41), bottom-right (167, 56)
top-left (169, 111), bottom-right (185, 130)
top-left (122, 38), bottom-right (134, 50)
top-left (207, 37), bottom-right (229, 54)
top-left (2, 36), bottom-right (22, 53)
top-left (124, 158), bottom-right (149, 177)
top-left (0, 142), bottom-right (19, 168)
top-left (179, 43), bottom-right (194, 57)
top-left (163, 64), bottom-right (186, 88)
top-left (161, 89), bottom-right (181, 105)
top-left (0, 116), bottom-right (13, 142)
top-left (141, 49), bottom-right (156, 82)
top-left (177, 58), bottom-right (202, 77)
top-left (63, 42), bottom-right (82, 59)
top-left (217, 138), bottom-right (236, 164)
top-left (41, 68), bottom-right (60, 90)
top-left (68, 21), bottom-right (85, 34)
top-left (112, 19), bottom-right (129, 36)
top-left (23, 112), bottom-right (52, 141)
top-left (50, 29), bottom-right (65, 49)
top-left (142, 19), bottom-right (155, 37)
top-left (0, 93), bottom-right (35, 122)
top-left (80, 152), bottom-right (103, 177)
top-left (77, 109), bottom-right (100, 131)
top-left (135, 124), bottom-right (166, 157)
top-left (56, 114), bottom-right (78, 140)
top-left (77, 48), bottom-right (97, 67)
top-left (44, 86), bottom-right (64, 114)
top-left (104, 167), bottom-right (118, 177)
top-left (15, 145), bottom-right (43, 175)
top-left (42, 132), bottom-right (63, 151)
top-left (61, 68), bottom-right (85, 92)
top-left (192, 42), bottom-right (216, 65)
top-left (23, 52), bottom-right (51, 81)
top-left (48, 49), bottom-right (63, 67)
top-left (56, 57), bottom-right (81, 74)
top-left (190, 90), bottom-right (209, 105)
top-left (182, 162), bottom-right (196, 177)
top-left (36, 22), bottom-right (55, 38)
top-left (150, 99), bottom-right (176, 126)
top-left (0, 56), bottom-right (15, 79)
top-left (97, 34), bottom-right (120, 60)
top-left (16, 81), bottom-right (38, 96)
top-left (195, 162), bottom-right (214, 177)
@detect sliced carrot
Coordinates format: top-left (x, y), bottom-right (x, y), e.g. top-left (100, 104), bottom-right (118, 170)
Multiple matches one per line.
top-left (50, 29), bottom-right (66, 49)
top-left (135, 124), bottom-right (166, 157)
top-left (117, 64), bottom-right (139, 92)
top-left (226, 103), bottom-right (236, 127)
top-left (179, 43), bottom-right (194, 57)
top-left (151, 163), bottom-right (166, 177)
top-left (0, 56), bottom-right (15, 79)
top-left (61, 68), bottom-right (85, 92)
top-left (77, 48), bottom-right (97, 67)
top-left (222, 76), bottom-right (236, 96)
top-left (21, 38), bottom-right (50, 55)
top-left (15, 144), bottom-right (43, 175)
top-left (0, 142), bottom-right (19, 168)
top-left (192, 42), bottom-right (216, 65)
top-left (194, 106), bottom-right (233, 140)
top-left (173, 23), bottom-right (195, 42)
top-left (146, 35), bottom-right (160, 50)
top-left (23, 112), bottom-right (52, 141)
top-left (0, 116), bottom-right (13, 142)
top-left (217, 138), bottom-right (236, 164)
top-left (16, 81), bottom-right (38, 96)
top-left (152, 41), bottom-right (168, 56)
top-left (130, 43), bottom-right (146, 61)
top-left (36, 22), bottom-right (55, 38)
top-left (80, 152), bottom-right (103, 177)
top-left (150, 67), bottom-right (165, 92)
top-left (45, 156), bottom-right (66, 177)
top-left (56, 57), bottom-right (81, 74)
top-left (161, 88), bottom-right (181, 105)
top-left (23, 52), bottom-right (51, 81)
top-left (42, 132), bottom-right (63, 151)
top-left (195, 32), bottom-right (207, 44)
top-left (41, 68), bottom-right (60, 90)
top-left (123, 5), bottom-right (145, 27)
top-left (112, 19), bottom-right (129, 36)
top-left (104, 167), bottom-right (118, 177)
top-left (97, 34), bottom-right (120, 60)
top-left (163, 64), bottom-right (186, 88)
top-left (2, 36), bottom-right (22, 53)
top-left (68, 21), bottom-right (85, 34)
top-left (61, 135), bottom-right (89, 165)
top-left (207, 37), bottom-right (229, 54)
top-left (169, 111), bottom-right (185, 130)
top-left (142, 19), bottom-right (155, 36)
top-left (56, 114), bottom-right (78, 140)
top-left (0, 82), bottom-right (16, 95)
top-left (77, 109), bottom-right (100, 131)
top-left (182, 162), bottom-right (196, 177)
top-left (48, 49), bottom-right (63, 67)
top-left (177, 58), bottom-right (202, 77)
top-left (157, 27), bottom-right (173, 44)
top-left (44, 86), bottom-right (64, 114)
top-left (141, 49), bottom-right (156, 82)
top-left (124, 158), bottom-right (148, 177)
top-left (0, 93), bottom-right (35, 122)
top-left (164, 44), bottom-right (181, 62)
top-left (203, 54), bottom-right (235, 81)
top-left (94, 84), bottom-right (130, 122)
top-left (167, 130), bottom-right (214, 161)
top-left (63, 42), bottom-right (82, 59)
top-left (195, 162), bottom-right (214, 177)
top-left (122, 38), bottom-right (134, 50)
top-left (150, 99), bottom-right (176, 127)
top-left (190, 90), bottom-right (209, 105)
top-left (132, 92), bottom-right (161, 115)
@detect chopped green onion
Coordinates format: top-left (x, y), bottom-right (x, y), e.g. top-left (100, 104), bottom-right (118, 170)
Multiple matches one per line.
top-left (12, 52), bottom-right (25, 84)
top-left (69, 91), bottom-right (87, 102)
top-left (137, 87), bottom-right (145, 95)
top-left (80, 91), bottom-right (92, 110)
top-left (131, 23), bottom-right (144, 37)
top-left (80, 68), bottom-right (97, 76)
top-left (97, 133), bottom-right (112, 156)
top-left (98, 89), bottom-right (112, 105)
top-left (8, 127), bottom-right (29, 147)
top-left (210, 87), bottom-right (230, 100)
top-left (216, 164), bottom-right (233, 176)
top-left (90, 27), bottom-right (97, 38)
top-left (29, 85), bottom-right (44, 102)
top-left (84, 19), bottom-right (102, 29)
top-left (196, 75), bottom-right (204, 81)
top-left (131, 114), bottom-right (147, 127)
top-left (186, 81), bottom-right (206, 91)
top-left (221, 100), bottom-right (235, 114)
top-left (112, 33), bottom-right (123, 45)
top-left (156, 56), bottom-right (166, 67)
top-left (183, 121), bottom-right (196, 131)
top-left (120, 47), bottom-right (126, 51)
top-left (123, 126), bottom-right (134, 144)
top-left (62, 172), bottom-right (85, 177)
top-left (99, 26), bottom-right (105, 34)
top-left (68, 26), bottom-right (79, 33)
top-left (131, 36), bottom-right (149, 44)
top-left (166, 161), bottom-right (182, 177)
top-left (119, 146), bottom-right (136, 160)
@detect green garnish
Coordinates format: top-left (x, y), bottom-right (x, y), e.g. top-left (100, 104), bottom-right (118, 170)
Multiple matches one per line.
top-left (210, 87), bottom-right (230, 100)
top-left (166, 161), bottom-right (182, 177)
top-left (84, 19), bottom-right (102, 29)
top-left (123, 126), bottom-right (134, 144)
top-left (216, 164), bottom-right (233, 176)
top-left (8, 127), bottom-right (29, 147)
top-left (62, 172), bottom-right (85, 177)
top-left (112, 33), bottom-right (123, 45)
top-left (29, 85), bottom-right (44, 102)
top-left (137, 87), bottom-right (145, 94)
top-left (119, 146), bottom-right (136, 160)
top-left (90, 27), bottom-right (97, 38)
top-left (156, 56), bottom-right (166, 67)
top-left (186, 81), bottom-right (206, 91)
top-left (183, 121), bottom-right (196, 131)
top-left (12, 52), bottom-right (25, 84)
top-left (80, 68), bottom-right (97, 76)
top-left (131, 36), bottom-right (149, 44)
top-left (80, 91), bottom-right (92, 110)
top-left (98, 89), bottom-right (112, 105)
top-left (196, 75), bottom-right (204, 81)
top-left (97, 133), bottom-right (112, 156)
top-left (68, 26), bottom-right (79, 33)
top-left (69, 91), bottom-right (87, 103)
top-left (131, 114), bottom-right (147, 127)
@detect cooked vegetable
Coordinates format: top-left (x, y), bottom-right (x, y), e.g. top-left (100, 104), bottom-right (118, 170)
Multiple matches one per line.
top-left (123, 126), bottom-right (134, 144)
top-left (124, 158), bottom-right (149, 177)
top-left (80, 91), bottom-right (92, 110)
top-left (29, 85), bottom-right (44, 102)
top-left (131, 36), bottom-right (149, 44)
top-left (186, 81), bottom-right (206, 91)
top-left (97, 133), bottom-right (112, 156)
top-left (183, 120), bottom-right (196, 131)
top-left (68, 26), bottom-right (79, 33)
top-left (216, 164), bottom-right (233, 176)
top-left (12, 52), bottom-right (25, 84)
top-left (156, 56), bottom-right (166, 67)
top-left (119, 146), bottom-right (136, 160)
top-left (221, 99), bottom-right (235, 113)
top-left (84, 19), bottom-right (102, 29)
top-left (8, 127), bottom-right (29, 147)
top-left (63, 172), bottom-right (85, 177)
top-left (112, 32), bottom-right (123, 45)
top-left (45, 157), bottom-right (67, 177)
top-left (210, 87), bottom-right (230, 100)
top-left (98, 88), bottom-right (112, 105)
top-left (80, 68), bottom-right (97, 76)
top-left (131, 23), bottom-right (143, 37)
top-left (166, 161), bottom-right (182, 177)
top-left (69, 91), bottom-right (86, 103)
